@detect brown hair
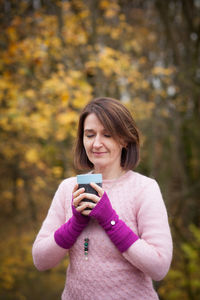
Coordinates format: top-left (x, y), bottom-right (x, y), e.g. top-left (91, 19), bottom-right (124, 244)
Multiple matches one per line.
top-left (74, 97), bottom-right (140, 170)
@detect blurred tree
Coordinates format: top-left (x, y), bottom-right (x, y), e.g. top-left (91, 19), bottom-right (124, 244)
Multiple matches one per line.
top-left (158, 225), bottom-right (200, 300)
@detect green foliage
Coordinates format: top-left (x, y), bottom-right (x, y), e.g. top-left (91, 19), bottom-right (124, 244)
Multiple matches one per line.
top-left (158, 225), bottom-right (200, 300)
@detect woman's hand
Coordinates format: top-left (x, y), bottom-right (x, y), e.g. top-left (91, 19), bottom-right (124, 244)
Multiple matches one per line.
top-left (72, 183), bottom-right (104, 216)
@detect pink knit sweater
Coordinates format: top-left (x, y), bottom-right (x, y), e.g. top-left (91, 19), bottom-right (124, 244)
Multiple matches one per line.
top-left (32, 171), bottom-right (173, 300)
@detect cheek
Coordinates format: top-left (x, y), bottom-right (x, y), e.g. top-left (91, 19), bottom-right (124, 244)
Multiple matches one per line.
top-left (116, 147), bottom-right (123, 159)
top-left (83, 139), bottom-right (90, 153)
top-left (113, 143), bottom-right (123, 154)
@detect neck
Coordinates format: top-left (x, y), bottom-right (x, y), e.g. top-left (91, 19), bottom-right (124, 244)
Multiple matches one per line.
top-left (93, 166), bottom-right (126, 180)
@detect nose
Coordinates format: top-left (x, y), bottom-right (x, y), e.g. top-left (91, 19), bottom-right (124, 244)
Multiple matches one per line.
top-left (93, 135), bottom-right (102, 148)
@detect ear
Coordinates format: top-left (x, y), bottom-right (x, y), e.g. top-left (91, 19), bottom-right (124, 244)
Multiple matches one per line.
top-left (121, 141), bottom-right (128, 148)
top-left (119, 138), bottom-right (127, 149)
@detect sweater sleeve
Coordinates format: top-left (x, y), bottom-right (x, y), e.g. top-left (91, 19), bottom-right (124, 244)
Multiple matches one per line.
top-left (122, 179), bottom-right (173, 281)
top-left (32, 179), bottom-right (73, 271)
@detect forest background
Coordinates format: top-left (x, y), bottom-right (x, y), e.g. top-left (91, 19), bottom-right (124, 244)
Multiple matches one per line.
top-left (0, 0), bottom-right (200, 299)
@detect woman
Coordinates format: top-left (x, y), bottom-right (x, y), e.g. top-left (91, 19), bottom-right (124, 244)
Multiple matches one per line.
top-left (32, 97), bottom-right (173, 300)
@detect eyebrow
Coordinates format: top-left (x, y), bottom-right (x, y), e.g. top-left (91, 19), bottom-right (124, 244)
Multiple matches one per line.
top-left (84, 129), bottom-right (109, 134)
top-left (84, 129), bottom-right (95, 133)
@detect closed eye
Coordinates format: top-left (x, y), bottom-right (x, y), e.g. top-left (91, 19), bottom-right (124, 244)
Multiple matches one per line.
top-left (86, 134), bottom-right (95, 138)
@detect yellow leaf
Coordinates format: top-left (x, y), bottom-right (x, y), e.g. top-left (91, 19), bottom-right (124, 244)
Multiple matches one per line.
top-left (16, 178), bottom-right (24, 188)
top-left (61, 91), bottom-right (69, 103)
top-left (152, 66), bottom-right (174, 76)
top-left (25, 149), bottom-right (39, 163)
top-left (25, 89), bottom-right (35, 98)
top-left (6, 27), bottom-right (17, 41)
top-left (52, 167), bottom-right (63, 178)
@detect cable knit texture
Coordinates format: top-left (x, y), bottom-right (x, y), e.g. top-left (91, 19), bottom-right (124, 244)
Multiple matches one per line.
top-left (32, 171), bottom-right (173, 300)
top-left (89, 192), bottom-right (139, 252)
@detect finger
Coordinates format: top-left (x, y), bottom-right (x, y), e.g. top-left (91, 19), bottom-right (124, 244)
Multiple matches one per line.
top-left (73, 187), bottom-right (85, 199)
top-left (90, 182), bottom-right (104, 197)
top-left (72, 184), bottom-right (78, 193)
top-left (81, 192), bottom-right (100, 203)
top-left (81, 209), bottom-right (91, 216)
top-left (74, 192), bottom-right (99, 208)
top-left (73, 193), bottom-right (84, 208)
top-left (73, 191), bottom-right (92, 208)
top-left (76, 201), bottom-right (96, 213)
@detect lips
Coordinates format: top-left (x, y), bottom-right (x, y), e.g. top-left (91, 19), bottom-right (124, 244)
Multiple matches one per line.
top-left (92, 152), bottom-right (107, 155)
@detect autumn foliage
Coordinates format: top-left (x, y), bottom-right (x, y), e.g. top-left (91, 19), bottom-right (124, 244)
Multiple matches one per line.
top-left (0, 1), bottom-right (200, 299)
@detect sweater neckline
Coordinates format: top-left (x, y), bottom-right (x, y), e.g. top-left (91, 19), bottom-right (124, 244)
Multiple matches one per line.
top-left (102, 170), bottom-right (133, 187)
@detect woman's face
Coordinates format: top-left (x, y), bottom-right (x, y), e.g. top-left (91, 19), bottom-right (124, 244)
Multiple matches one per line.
top-left (83, 113), bottom-right (124, 174)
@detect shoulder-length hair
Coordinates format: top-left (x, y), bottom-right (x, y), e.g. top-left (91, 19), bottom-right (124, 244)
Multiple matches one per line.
top-left (74, 97), bottom-right (140, 171)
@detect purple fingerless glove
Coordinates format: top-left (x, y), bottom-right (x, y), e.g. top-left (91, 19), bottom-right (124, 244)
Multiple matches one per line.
top-left (54, 203), bottom-right (90, 249)
top-left (89, 192), bottom-right (139, 253)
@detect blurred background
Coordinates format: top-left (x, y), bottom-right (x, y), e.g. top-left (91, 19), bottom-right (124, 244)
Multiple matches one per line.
top-left (0, 0), bottom-right (200, 299)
